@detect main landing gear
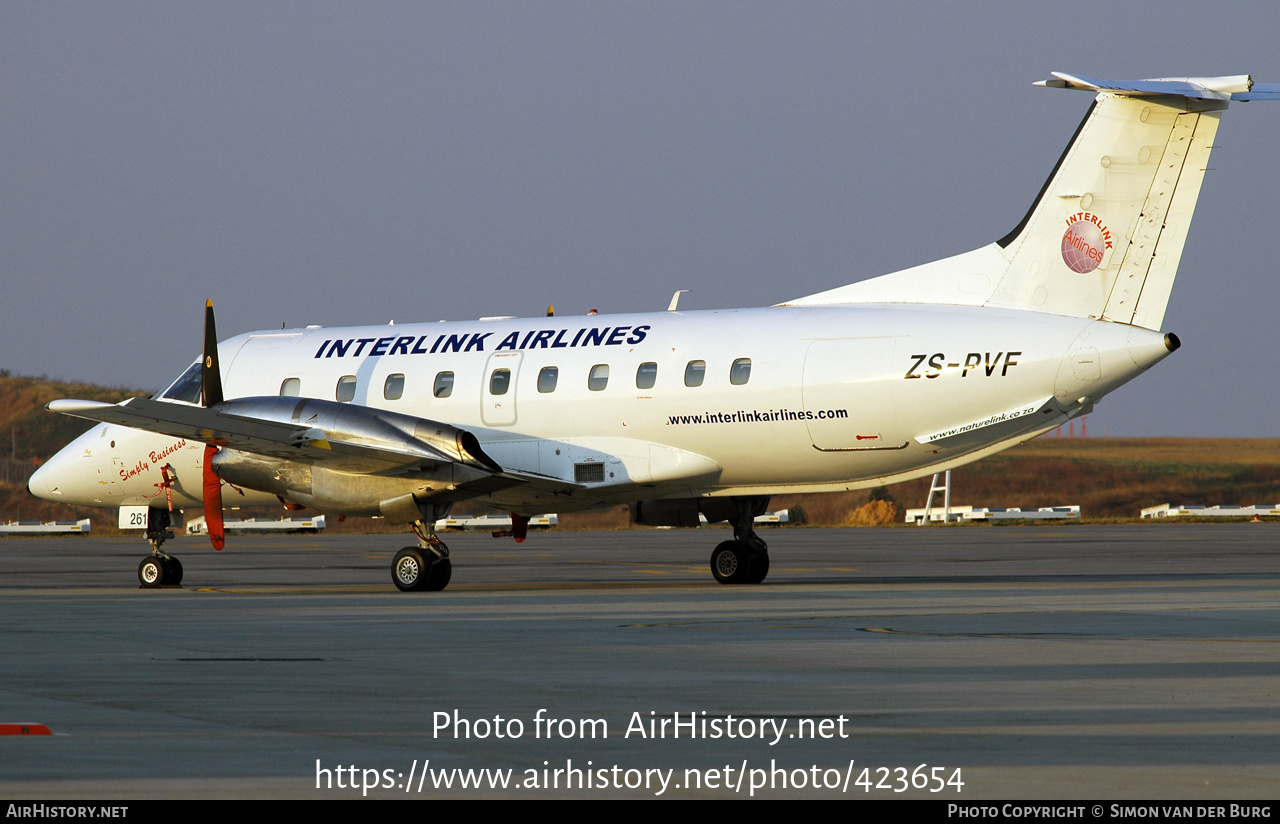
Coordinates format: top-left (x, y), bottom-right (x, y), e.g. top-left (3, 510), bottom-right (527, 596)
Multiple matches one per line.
top-left (392, 516), bottom-right (453, 592)
top-left (709, 498), bottom-right (770, 585)
top-left (138, 508), bottom-right (183, 588)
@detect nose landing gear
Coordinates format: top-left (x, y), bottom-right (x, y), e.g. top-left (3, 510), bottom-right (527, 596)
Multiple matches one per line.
top-left (138, 507), bottom-right (183, 588)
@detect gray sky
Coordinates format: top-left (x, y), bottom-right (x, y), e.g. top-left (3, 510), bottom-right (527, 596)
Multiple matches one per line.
top-left (3, 2), bottom-right (1277, 436)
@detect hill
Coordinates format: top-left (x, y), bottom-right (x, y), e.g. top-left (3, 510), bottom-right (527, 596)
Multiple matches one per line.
top-left (0, 372), bottom-right (149, 523)
top-left (1, 371), bottom-right (149, 463)
top-left (2, 373), bottom-right (1276, 527)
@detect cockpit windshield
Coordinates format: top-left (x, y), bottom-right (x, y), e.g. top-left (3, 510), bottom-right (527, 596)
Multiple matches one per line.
top-left (156, 361), bottom-right (203, 404)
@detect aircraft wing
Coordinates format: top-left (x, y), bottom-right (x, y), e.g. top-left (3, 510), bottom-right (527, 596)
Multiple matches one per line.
top-left (48, 396), bottom-right (592, 502)
top-left (46, 396), bottom-right (520, 479)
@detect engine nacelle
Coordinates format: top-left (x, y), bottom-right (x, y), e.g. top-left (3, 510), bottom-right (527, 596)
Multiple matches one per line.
top-left (214, 396), bottom-right (500, 471)
top-left (207, 397), bottom-right (501, 520)
top-left (211, 448), bottom-right (489, 519)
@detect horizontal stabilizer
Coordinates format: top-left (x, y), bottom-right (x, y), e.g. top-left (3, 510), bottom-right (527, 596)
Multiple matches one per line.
top-left (1036, 72), bottom-right (1252, 99)
top-left (1039, 72), bottom-right (1280, 102)
top-left (1232, 84), bottom-right (1280, 101)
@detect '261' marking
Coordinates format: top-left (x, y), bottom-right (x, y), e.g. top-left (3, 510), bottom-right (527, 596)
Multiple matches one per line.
top-left (904, 352), bottom-right (1021, 379)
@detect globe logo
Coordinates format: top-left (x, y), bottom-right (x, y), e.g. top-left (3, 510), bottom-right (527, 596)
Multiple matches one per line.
top-left (1061, 219), bottom-right (1106, 273)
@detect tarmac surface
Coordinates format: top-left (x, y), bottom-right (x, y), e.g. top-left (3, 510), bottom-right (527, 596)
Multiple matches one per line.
top-left (1, 523), bottom-right (1277, 799)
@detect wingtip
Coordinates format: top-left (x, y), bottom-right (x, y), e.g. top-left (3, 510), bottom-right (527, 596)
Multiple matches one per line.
top-left (46, 399), bottom-right (112, 413)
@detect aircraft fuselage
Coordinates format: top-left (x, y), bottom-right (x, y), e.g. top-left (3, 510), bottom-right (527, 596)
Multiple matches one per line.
top-left (30, 303), bottom-right (1173, 514)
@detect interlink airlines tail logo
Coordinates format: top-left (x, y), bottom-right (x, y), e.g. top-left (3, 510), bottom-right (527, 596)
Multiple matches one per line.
top-left (1061, 212), bottom-right (1112, 273)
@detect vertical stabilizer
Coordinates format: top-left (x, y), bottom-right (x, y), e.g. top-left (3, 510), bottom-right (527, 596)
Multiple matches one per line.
top-left (782, 73), bottom-right (1273, 330)
top-left (989, 86), bottom-right (1224, 329)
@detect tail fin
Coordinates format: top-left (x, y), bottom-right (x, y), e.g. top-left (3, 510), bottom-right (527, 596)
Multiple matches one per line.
top-left (783, 73), bottom-right (1275, 330)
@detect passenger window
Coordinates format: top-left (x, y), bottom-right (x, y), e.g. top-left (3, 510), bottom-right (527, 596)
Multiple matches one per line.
top-left (684, 360), bottom-right (705, 387)
top-left (384, 373), bottom-right (405, 400)
top-left (538, 366), bottom-right (559, 393)
top-left (588, 364), bottom-right (609, 391)
top-left (490, 369), bottom-right (511, 396)
top-left (336, 375), bottom-right (357, 403)
top-left (434, 372), bottom-right (454, 398)
top-left (730, 358), bottom-right (751, 386)
top-left (279, 377), bottom-right (300, 397)
top-left (636, 362), bottom-right (657, 390)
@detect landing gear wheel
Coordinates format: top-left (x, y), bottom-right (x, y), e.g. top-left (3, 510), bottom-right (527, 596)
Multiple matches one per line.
top-left (138, 556), bottom-right (166, 588)
top-left (710, 540), bottom-right (751, 585)
top-left (745, 552), bottom-right (769, 584)
top-left (392, 547), bottom-right (432, 592)
top-left (164, 556), bottom-right (184, 586)
top-left (425, 557), bottom-right (452, 591)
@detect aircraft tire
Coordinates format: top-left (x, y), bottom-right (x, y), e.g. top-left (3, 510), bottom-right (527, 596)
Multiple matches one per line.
top-left (164, 556), bottom-right (184, 586)
top-left (425, 558), bottom-right (452, 592)
top-left (710, 540), bottom-right (751, 584)
top-left (392, 547), bottom-right (433, 592)
top-left (745, 552), bottom-right (769, 584)
top-left (138, 557), bottom-right (166, 588)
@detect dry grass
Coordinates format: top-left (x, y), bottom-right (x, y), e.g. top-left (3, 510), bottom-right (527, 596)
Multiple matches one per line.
top-left (773, 437), bottom-right (1280, 523)
top-left (1013, 437), bottom-right (1280, 466)
top-left (1, 374), bottom-right (148, 464)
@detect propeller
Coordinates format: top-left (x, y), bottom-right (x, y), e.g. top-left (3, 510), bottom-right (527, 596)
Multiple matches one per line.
top-left (200, 300), bottom-right (225, 551)
top-left (201, 299), bottom-right (224, 407)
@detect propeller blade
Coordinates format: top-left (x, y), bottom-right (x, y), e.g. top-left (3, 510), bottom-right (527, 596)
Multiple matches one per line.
top-left (201, 299), bottom-right (224, 408)
top-left (203, 444), bottom-right (225, 550)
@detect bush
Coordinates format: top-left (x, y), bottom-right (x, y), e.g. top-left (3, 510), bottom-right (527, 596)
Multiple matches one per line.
top-left (849, 499), bottom-right (904, 526)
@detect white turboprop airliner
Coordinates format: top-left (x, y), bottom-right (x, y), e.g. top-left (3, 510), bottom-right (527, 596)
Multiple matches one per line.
top-left (29, 73), bottom-right (1278, 591)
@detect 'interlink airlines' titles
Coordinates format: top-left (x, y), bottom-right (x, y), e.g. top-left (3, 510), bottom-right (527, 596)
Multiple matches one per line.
top-left (314, 325), bottom-right (651, 359)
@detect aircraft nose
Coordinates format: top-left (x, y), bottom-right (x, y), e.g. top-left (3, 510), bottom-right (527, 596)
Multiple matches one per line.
top-left (26, 444), bottom-right (82, 503)
top-left (27, 460), bottom-right (52, 500)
